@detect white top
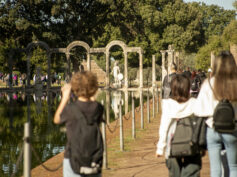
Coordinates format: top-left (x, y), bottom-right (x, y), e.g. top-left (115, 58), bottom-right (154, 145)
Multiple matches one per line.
top-left (194, 78), bottom-right (237, 128)
top-left (156, 97), bottom-right (196, 158)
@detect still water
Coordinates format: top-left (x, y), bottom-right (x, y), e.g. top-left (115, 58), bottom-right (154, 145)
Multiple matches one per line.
top-left (0, 89), bottom-right (143, 177)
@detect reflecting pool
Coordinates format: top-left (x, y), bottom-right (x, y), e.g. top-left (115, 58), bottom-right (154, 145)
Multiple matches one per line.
top-left (0, 89), bottom-right (144, 176)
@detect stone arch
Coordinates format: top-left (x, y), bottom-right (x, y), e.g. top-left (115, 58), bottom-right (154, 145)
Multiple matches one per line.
top-left (66, 41), bottom-right (90, 53)
top-left (105, 40), bottom-right (127, 53)
top-left (105, 40), bottom-right (128, 88)
top-left (66, 41), bottom-right (91, 72)
top-left (26, 41), bottom-right (50, 52)
top-left (25, 41), bottom-right (51, 88)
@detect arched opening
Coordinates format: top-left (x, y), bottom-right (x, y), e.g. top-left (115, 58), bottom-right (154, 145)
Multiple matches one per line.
top-left (109, 45), bottom-right (124, 88)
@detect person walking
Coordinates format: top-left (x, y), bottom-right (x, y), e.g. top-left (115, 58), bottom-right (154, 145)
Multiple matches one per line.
top-left (194, 51), bottom-right (237, 177)
top-left (162, 63), bottom-right (177, 99)
top-left (156, 74), bottom-right (201, 177)
top-left (54, 71), bottom-right (104, 177)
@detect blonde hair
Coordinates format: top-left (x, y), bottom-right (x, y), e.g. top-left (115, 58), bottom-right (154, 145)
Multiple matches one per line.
top-left (70, 71), bottom-right (98, 99)
top-left (212, 51), bottom-right (237, 101)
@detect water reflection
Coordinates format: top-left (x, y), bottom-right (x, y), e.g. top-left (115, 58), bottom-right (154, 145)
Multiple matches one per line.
top-left (111, 91), bottom-right (123, 119)
top-left (0, 89), bottom-right (142, 177)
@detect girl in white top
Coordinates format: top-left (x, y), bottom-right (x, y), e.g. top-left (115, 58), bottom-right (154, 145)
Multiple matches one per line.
top-left (194, 51), bottom-right (237, 177)
top-left (156, 74), bottom-right (201, 177)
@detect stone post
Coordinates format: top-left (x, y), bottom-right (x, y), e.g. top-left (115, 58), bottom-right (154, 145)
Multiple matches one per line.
top-left (139, 49), bottom-right (143, 88)
top-left (106, 90), bottom-right (110, 124)
top-left (167, 45), bottom-right (174, 75)
top-left (105, 52), bottom-right (110, 88)
top-left (160, 50), bottom-right (166, 83)
top-left (125, 90), bottom-right (128, 114)
top-left (87, 53), bottom-right (91, 71)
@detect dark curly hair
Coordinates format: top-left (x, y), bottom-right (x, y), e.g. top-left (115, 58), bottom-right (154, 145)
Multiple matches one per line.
top-left (70, 71), bottom-right (98, 99)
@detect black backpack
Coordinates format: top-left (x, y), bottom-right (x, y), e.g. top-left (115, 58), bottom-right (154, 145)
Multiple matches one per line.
top-left (208, 79), bottom-right (236, 133)
top-left (69, 103), bottom-right (104, 175)
top-left (170, 115), bottom-right (206, 157)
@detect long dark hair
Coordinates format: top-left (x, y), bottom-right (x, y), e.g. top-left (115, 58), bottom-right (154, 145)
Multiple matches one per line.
top-left (212, 51), bottom-right (237, 101)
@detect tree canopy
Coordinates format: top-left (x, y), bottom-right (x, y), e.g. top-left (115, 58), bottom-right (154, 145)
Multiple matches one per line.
top-left (0, 0), bottom-right (236, 73)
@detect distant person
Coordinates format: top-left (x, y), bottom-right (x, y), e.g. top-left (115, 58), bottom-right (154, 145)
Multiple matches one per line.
top-left (196, 69), bottom-right (206, 86)
top-left (54, 71), bottom-right (104, 177)
top-left (194, 51), bottom-right (237, 177)
top-left (183, 67), bottom-right (192, 79)
top-left (162, 63), bottom-right (177, 99)
top-left (156, 74), bottom-right (201, 177)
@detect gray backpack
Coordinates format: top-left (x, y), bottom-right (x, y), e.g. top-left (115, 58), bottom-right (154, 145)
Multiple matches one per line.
top-left (170, 115), bottom-right (206, 157)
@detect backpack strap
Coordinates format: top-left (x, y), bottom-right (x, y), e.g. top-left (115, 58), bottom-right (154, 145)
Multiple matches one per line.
top-left (208, 77), bottom-right (218, 99)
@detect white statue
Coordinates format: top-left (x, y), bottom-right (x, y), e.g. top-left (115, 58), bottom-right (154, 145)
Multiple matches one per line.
top-left (112, 61), bottom-right (122, 87)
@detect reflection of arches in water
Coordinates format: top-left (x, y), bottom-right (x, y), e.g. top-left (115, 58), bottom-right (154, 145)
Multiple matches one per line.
top-left (111, 91), bottom-right (123, 119)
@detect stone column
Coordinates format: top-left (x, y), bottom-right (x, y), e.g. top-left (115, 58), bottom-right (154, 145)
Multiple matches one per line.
top-left (27, 53), bottom-right (32, 87)
top-left (124, 51), bottom-right (128, 88)
top-left (87, 53), bottom-right (91, 71)
top-left (8, 50), bottom-right (14, 89)
top-left (152, 55), bottom-right (156, 87)
top-left (105, 51), bottom-right (110, 88)
top-left (160, 50), bottom-right (166, 83)
top-left (175, 51), bottom-right (179, 71)
top-left (47, 52), bottom-right (51, 89)
top-left (139, 49), bottom-right (143, 88)
top-left (124, 90), bottom-right (128, 114)
top-left (66, 53), bottom-right (71, 81)
top-left (167, 45), bottom-right (174, 75)
top-left (106, 90), bottom-right (110, 124)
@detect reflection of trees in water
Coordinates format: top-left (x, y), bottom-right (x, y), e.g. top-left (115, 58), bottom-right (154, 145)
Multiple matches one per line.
top-left (0, 91), bottom-right (65, 177)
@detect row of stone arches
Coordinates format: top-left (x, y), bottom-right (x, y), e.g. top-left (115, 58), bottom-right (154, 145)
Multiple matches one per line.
top-left (8, 40), bottom-right (144, 89)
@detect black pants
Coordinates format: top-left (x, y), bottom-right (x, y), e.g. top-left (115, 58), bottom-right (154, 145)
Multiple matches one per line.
top-left (166, 155), bottom-right (201, 177)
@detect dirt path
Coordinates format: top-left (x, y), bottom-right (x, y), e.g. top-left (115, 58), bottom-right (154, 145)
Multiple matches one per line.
top-left (102, 116), bottom-right (210, 177)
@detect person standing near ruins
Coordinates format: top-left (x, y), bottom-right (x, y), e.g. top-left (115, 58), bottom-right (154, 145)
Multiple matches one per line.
top-left (162, 63), bottom-right (177, 99)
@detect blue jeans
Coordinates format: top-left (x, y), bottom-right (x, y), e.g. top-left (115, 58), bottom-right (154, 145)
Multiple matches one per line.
top-left (63, 158), bottom-right (101, 177)
top-left (207, 127), bottom-right (237, 177)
